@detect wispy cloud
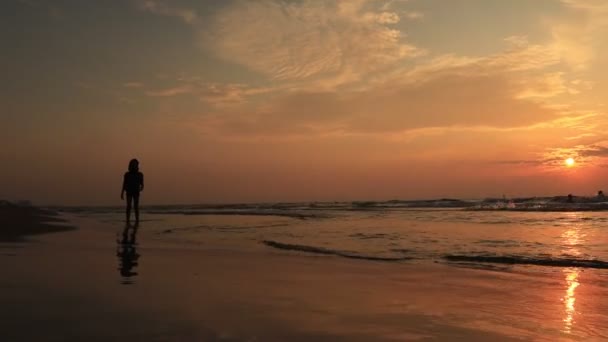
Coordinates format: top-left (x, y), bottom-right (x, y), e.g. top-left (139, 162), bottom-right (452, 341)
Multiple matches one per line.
top-left (136, 0), bottom-right (198, 24)
top-left (560, 0), bottom-right (608, 14)
top-left (146, 85), bottom-right (193, 97)
top-left (195, 72), bottom-right (566, 140)
top-left (495, 141), bottom-right (608, 169)
top-left (123, 82), bottom-right (144, 88)
top-left (143, 77), bottom-right (274, 106)
top-left (514, 72), bottom-right (574, 99)
top-left (542, 144), bottom-right (601, 167)
top-left (134, 0), bottom-right (607, 159)
top-left (201, 0), bottom-right (424, 84)
top-left (402, 11), bottom-right (424, 20)
top-left (549, 0), bottom-right (608, 70)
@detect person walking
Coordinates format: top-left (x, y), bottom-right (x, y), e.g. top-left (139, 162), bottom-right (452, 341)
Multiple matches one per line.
top-left (121, 159), bottom-right (144, 223)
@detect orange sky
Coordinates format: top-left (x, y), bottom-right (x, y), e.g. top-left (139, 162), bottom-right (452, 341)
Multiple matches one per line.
top-left (2, 0), bottom-right (608, 205)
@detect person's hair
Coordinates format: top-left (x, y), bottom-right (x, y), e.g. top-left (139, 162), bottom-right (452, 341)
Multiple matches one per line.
top-left (128, 159), bottom-right (139, 172)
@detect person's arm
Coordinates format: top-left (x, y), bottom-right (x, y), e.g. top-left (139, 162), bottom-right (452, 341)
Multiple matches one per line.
top-left (140, 173), bottom-right (144, 192)
top-left (121, 174), bottom-right (126, 199)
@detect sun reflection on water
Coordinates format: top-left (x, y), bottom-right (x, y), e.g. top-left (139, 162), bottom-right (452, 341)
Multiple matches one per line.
top-left (561, 215), bottom-right (582, 334)
top-left (562, 268), bottom-right (580, 334)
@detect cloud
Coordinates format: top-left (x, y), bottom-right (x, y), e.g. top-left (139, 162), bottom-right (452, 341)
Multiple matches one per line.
top-left (143, 78), bottom-right (274, 106)
top-left (514, 72), bottom-right (574, 99)
top-left (366, 36), bottom-right (564, 93)
top-left (201, 0), bottom-right (423, 84)
top-left (136, 0), bottom-right (198, 24)
top-left (402, 11), bottom-right (424, 20)
top-left (123, 82), bottom-right (144, 88)
top-left (145, 85), bottom-right (193, 97)
top-left (560, 0), bottom-right (608, 13)
top-left (197, 83), bottom-right (275, 105)
top-left (134, 0), bottom-right (606, 163)
top-left (364, 11), bottom-right (401, 24)
top-left (494, 159), bottom-right (545, 166)
top-left (580, 144), bottom-right (608, 157)
top-left (496, 142), bottom-right (608, 169)
top-left (177, 30), bottom-right (601, 140)
top-left (547, 0), bottom-right (608, 70)
top-left (198, 72), bottom-right (564, 140)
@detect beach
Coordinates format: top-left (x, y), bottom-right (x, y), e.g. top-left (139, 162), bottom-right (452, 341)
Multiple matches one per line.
top-left (2, 205), bottom-right (608, 341)
top-left (6, 0), bottom-right (608, 340)
top-left (0, 203), bottom-right (75, 242)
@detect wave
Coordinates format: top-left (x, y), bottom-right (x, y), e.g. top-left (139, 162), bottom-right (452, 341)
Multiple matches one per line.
top-left (468, 196), bottom-right (608, 211)
top-left (443, 254), bottom-right (608, 269)
top-left (349, 232), bottom-right (401, 241)
top-left (58, 206), bottom-right (328, 219)
top-left (263, 241), bottom-right (608, 269)
top-left (351, 199), bottom-right (478, 209)
top-left (262, 240), bottom-right (412, 262)
top-left (53, 195), bottom-right (608, 215)
top-left (151, 210), bottom-right (328, 220)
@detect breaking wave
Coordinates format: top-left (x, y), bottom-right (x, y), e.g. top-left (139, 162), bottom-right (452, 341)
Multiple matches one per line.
top-left (54, 196), bottom-right (608, 217)
top-left (263, 241), bottom-right (608, 269)
top-left (443, 255), bottom-right (608, 269)
top-left (262, 240), bottom-right (412, 262)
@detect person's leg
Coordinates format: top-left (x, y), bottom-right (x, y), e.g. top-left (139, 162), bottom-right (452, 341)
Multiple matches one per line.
top-left (121, 223), bottom-right (130, 243)
top-left (133, 193), bottom-right (140, 223)
top-left (126, 193), bottom-right (133, 223)
top-left (129, 224), bottom-right (138, 244)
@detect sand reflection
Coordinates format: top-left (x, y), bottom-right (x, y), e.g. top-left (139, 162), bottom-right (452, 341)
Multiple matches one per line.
top-left (117, 223), bottom-right (140, 285)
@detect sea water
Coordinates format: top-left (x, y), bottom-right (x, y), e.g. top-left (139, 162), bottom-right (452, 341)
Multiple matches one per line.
top-left (60, 200), bottom-right (608, 269)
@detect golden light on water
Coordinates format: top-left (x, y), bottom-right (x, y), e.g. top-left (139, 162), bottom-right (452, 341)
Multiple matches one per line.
top-left (562, 268), bottom-right (580, 334)
top-left (561, 218), bottom-right (583, 334)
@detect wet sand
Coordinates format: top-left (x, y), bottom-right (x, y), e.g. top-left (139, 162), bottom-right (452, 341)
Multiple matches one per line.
top-left (1, 209), bottom-right (607, 341)
top-left (0, 204), bottom-right (74, 241)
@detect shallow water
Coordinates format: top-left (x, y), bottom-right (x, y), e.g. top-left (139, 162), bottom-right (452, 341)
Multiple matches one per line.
top-left (65, 206), bottom-right (608, 270)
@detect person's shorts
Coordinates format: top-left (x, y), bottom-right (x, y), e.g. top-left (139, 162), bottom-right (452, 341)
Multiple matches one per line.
top-left (126, 192), bottom-right (140, 200)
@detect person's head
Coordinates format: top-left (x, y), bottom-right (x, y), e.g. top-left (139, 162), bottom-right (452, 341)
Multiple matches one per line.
top-left (128, 159), bottom-right (139, 172)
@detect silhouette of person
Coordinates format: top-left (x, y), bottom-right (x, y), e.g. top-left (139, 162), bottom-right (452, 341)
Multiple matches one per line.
top-left (121, 159), bottom-right (144, 223)
top-left (117, 223), bottom-right (140, 284)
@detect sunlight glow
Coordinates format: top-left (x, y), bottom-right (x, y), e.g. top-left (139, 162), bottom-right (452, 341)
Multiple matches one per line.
top-left (565, 158), bottom-right (575, 167)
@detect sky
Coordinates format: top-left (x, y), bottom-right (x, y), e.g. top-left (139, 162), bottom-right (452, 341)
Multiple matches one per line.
top-left (2, 0), bottom-right (608, 205)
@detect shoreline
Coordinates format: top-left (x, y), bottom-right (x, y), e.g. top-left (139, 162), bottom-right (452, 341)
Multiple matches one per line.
top-left (0, 216), bottom-right (527, 341)
top-left (0, 203), bottom-right (75, 242)
top-left (2, 207), bottom-right (608, 340)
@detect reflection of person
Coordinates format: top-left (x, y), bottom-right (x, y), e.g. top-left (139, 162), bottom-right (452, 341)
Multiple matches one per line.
top-left (117, 223), bottom-right (139, 284)
top-left (120, 159), bottom-right (144, 223)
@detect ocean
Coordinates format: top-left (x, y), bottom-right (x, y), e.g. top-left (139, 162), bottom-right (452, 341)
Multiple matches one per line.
top-left (59, 198), bottom-right (608, 269)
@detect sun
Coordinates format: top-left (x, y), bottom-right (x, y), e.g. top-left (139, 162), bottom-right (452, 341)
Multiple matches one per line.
top-left (565, 158), bottom-right (575, 167)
